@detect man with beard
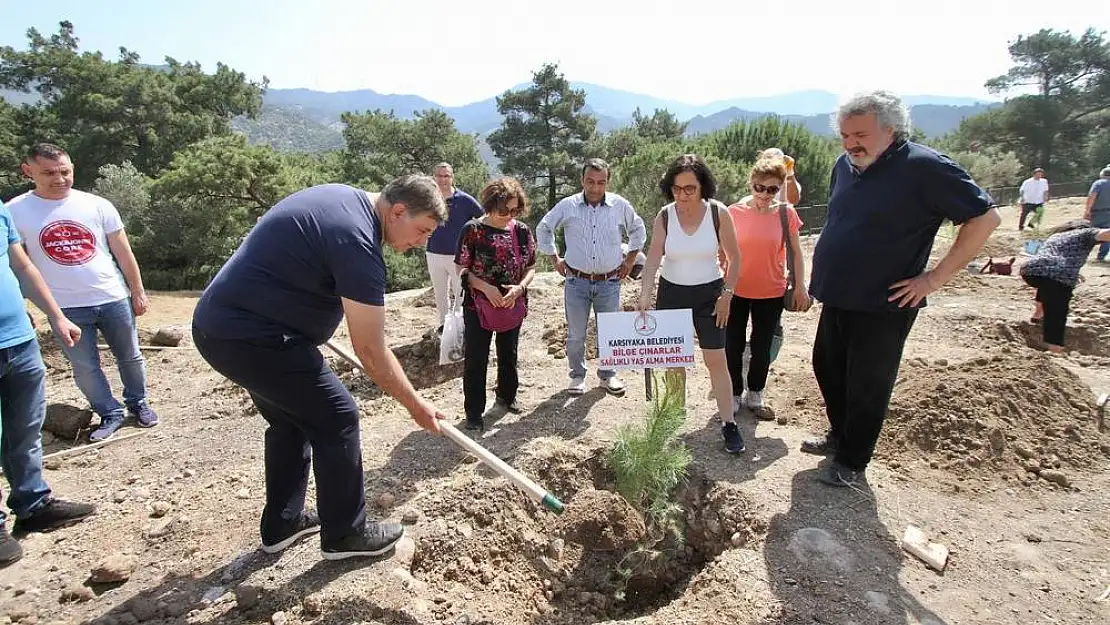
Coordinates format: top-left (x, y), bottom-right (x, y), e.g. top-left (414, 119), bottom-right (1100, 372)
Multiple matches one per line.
top-left (804, 90), bottom-right (1000, 487)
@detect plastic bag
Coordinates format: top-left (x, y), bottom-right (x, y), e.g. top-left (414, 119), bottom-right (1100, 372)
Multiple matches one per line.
top-left (439, 297), bottom-right (465, 365)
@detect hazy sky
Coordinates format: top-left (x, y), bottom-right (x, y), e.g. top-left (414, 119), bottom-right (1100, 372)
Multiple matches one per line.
top-left (2, 0), bottom-right (1104, 106)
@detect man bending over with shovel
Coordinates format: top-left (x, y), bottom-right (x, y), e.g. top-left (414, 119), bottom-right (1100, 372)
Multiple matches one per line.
top-left (192, 178), bottom-right (447, 560)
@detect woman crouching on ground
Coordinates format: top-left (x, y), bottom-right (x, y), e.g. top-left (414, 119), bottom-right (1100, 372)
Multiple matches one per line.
top-left (1020, 218), bottom-right (1110, 353)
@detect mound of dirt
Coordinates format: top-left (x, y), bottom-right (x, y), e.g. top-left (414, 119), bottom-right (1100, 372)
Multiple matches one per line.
top-left (555, 488), bottom-right (647, 551)
top-left (879, 350), bottom-right (1110, 489)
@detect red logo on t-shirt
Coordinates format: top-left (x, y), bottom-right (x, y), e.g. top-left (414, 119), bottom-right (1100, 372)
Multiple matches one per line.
top-left (39, 220), bottom-right (98, 266)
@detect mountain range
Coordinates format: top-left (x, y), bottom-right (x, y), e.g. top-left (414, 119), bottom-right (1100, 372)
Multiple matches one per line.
top-left (2, 83), bottom-right (995, 155)
top-left (260, 82), bottom-right (994, 137)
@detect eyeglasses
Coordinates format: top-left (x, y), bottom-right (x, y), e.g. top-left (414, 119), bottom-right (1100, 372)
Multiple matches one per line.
top-left (752, 183), bottom-right (781, 195)
top-left (671, 184), bottom-right (699, 197)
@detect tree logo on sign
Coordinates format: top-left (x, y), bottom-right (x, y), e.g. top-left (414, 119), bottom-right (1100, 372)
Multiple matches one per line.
top-left (634, 313), bottom-right (657, 336)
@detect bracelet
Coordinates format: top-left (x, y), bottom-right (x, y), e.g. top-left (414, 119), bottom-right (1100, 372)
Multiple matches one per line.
top-left (721, 287), bottom-right (734, 295)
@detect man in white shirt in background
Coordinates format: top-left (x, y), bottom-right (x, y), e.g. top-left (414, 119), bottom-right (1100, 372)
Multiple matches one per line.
top-left (537, 158), bottom-right (646, 397)
top-left (8, 143), bottom-right (158, 443)
top-left (1018, 167), bottom-right (1050, 230)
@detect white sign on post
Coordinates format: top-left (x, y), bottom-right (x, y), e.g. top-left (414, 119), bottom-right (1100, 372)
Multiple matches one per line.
top-left (596, 310), bottom-right (696, 371)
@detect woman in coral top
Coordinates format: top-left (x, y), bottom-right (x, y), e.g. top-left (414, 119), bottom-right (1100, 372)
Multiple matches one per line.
top-left (725, 156), bottom-right (810, 414)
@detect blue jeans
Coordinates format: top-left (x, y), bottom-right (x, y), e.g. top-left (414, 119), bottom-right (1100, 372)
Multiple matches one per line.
top-left (564, 276), bottom-right (621, 380)
top-left (59, 298), bottom-right (147, 419)
top-left (1093, 212), bottom-right (1109, 260)
top-left (0, 338), bottom-right (52, 524)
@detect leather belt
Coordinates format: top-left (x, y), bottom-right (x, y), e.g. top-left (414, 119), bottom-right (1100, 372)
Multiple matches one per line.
top-left (566, 265), bottom-right (621, 281)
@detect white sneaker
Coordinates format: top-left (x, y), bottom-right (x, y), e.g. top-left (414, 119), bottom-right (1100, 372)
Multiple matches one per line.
top-left (601, 376), bottom-right (626, 396)
top-left (567, 377), bottom-right (586, 396)
top-left (743, 390), bottom-right (764, 409)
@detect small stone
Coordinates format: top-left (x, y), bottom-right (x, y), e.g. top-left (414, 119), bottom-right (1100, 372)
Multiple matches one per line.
top-left (150, 501), bottom-right (172, 518)
top-left (730, 532), bottom-right (744, 547)
top-left (547, 538), bottom-right (565, 559)
top-left (302, 596), bottom-right (323, 617)
top-left (375, 492), bottom-right (396, 509)
top-left (183, 468), bottom-right (196, 478)
top-left (393, 535), bottom-right (417, 569)
top-left (127, 474), bottom-right (141, 484)
top-left (270, 611), bottom-right (288, 625)
top-left (132, 487), bottom-right (151, 501)
top-left (235, 585), bottom-right (261, 610)
top-left (151, 326), bottom-right (185, 347)
top-left (1040, 469), bottom-right (1070, 488)
top-left (145, 517), bottom-right (175, 539)
top-left (776, 414), bottom-right (789, 425)
top-left (235, 489), bottom-right (251, 500)
top-left (6, 610), bottom-right (30, 622)
top-left (90, 554), bottom-right (138, 583)
top-left (59, 584), bottom-right (95, 603)
top-left (112, 490), bottom-right (128, 503)
top-left (401, 509), bottom-right (421, 524)
top-left (934, 358), bottom-right (948, 367)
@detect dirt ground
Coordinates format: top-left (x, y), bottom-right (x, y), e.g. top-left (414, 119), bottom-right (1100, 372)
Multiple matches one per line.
top-left (4, 198), bottom-right (1109, 625)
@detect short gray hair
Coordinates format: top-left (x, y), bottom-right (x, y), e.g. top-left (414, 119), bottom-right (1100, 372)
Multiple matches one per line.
top-left (834, 90), bottom-right (912, 141)
top-left (381, 174), bottom-right (447, 222)
top-left (434, 162), bottom-right (452, 172)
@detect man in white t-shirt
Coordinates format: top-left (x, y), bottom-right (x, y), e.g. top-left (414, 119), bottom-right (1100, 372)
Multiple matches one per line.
top-left (8, 144), bottom-right (158, 442)
top-left (1018, 168), bottom-right (1050, 230)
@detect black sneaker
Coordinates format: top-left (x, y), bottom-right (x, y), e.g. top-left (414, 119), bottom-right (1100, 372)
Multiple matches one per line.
top-left (722, 422), bottom-right (745, 454)
top-left (261, 510), bottom-right (321, 554)
top-left (321, 522), bottom-right (405, 561)
top-left (463, 416), bottom-right (483, 431)
top-left (801, 433), bottom-right (840, 456)
top-left (817, 462), bottom-right (866, 488)
top-left (0, 526), bottom-right (23, 567)
top-left (13, 498), bottom-right (96, 534)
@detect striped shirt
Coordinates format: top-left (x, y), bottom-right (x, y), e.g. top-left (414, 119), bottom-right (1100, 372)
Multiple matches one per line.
top-left (536, 192), bottom-right (646, 274)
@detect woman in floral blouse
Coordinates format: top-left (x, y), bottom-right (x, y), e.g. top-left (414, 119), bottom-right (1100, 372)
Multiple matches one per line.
top-left (454, 177), bottom-right (537, 430)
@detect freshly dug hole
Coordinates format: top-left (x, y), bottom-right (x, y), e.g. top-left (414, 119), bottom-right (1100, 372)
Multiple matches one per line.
top-left (407, 447), bottom-right (765, 624)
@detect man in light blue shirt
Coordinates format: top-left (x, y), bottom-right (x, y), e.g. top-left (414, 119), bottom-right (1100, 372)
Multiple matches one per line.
top-left (536, 158), bottom-right (646, 396)
top-left (0, 200), bottom-right (95, 566)
top-left (1085, 166), bottom-right (1110, 262)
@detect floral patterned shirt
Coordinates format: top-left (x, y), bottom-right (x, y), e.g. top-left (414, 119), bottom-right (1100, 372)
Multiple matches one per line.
top-left (1020, 227), bottom-right (1099, 287)
top-left (455, 219), bottom-right (536, 309)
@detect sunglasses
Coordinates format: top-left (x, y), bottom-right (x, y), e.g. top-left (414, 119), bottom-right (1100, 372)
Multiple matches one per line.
top-left (752, 183), bottom-right (781, 195)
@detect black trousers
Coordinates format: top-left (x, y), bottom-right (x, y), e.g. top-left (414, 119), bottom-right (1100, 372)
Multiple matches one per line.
top-left (192, 327), bottom-right (366, 545)
top-left (1019, 203), bottom-right (1041, 229)
top-left (812, 305), bottom-right (919, 471)
top-left (1023, 274), bottom-right (1073, 347)
top-left (462, 307), bottom-right (521, 422)
top-left (725, 295), bottom-right (785, 394)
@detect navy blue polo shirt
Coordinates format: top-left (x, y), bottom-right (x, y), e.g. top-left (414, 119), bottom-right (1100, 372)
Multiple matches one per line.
top-left (192, 184), bottom-right (387, 345)
top-left (809, 141), bottom-right (992, 312)
top-left (426, 189), bottom-right (483, 255)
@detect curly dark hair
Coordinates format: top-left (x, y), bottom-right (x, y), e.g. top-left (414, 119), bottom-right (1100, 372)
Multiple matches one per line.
top-left (659, 154), bottom-right (717, 201)
top-left (478, 177), bottom-right (531, 218)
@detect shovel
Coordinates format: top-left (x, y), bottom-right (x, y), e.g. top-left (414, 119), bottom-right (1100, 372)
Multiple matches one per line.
top-left (322, 339), bottom-right (565, 515)
top-left (1097, 393), bottom-right (1108, 433)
